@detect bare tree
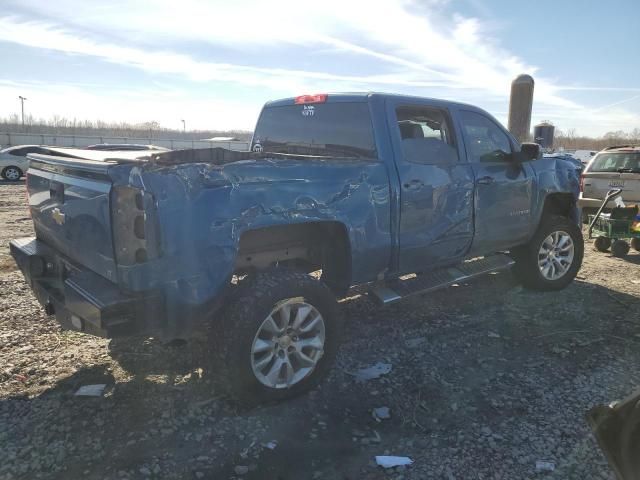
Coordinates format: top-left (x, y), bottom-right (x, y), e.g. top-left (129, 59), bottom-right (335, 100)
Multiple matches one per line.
top-left (553, 127), bottom-right (639, 151)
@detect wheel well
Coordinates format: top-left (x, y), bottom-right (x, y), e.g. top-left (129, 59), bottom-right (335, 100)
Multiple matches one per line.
top-left (235, 222), bottom-right (351, 294)
top-left (542, 193), bottom-right (577, 222)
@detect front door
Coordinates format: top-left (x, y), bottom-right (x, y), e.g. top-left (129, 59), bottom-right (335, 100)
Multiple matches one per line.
top-left (457, 109), bottom-right (534, 253)
top-left (390, 103), bottom-right (475, 273)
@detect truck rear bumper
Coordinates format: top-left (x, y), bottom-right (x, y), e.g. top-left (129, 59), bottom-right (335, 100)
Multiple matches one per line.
top-left (10, 237), bottom-right (164, 338)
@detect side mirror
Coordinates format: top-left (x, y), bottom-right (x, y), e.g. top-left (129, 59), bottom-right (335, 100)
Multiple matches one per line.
top-left (520, 142), bottom-right (541, 161)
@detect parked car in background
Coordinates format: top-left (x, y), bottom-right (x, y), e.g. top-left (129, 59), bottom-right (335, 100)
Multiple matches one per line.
top-left (1, 144), bottom-right (171, 181)
top-left (579, 145), bottom-right (640, 220)
top-left (0, 145), bottom-right (62, 181)
top-left (86, 143), bottom-right (170, 151)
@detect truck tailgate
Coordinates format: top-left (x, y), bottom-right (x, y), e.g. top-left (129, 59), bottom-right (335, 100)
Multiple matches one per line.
top-left (27, 154), bottom-right (118, 282)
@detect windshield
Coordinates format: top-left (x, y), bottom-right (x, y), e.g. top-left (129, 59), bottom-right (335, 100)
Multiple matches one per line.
top-left (589, 152), bottom-right (640, 172)
top-left (252, 102), bottom-right (376, 158)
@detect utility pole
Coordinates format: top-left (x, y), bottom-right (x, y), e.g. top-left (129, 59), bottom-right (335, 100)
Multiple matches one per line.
top-left (18, 96), bottom-right (27, 129)
top-left (181, 119), bottom-right (186, 134)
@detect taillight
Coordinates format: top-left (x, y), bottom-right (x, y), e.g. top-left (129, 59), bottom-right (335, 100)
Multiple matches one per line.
top-left (112, 186), bottom-right (161, 265)
top-left (25, 172), bottom-right (31, 217)
top-left (579, 174), bottom-right (585, 192)
top-left (294, 94), bottom-right (328, 104)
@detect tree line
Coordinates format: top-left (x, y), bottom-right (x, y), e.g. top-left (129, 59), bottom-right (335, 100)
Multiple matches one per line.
top-left (552, 128), bottom-right (640, 151)
top-left (0, 114), bottom-right (252, 141)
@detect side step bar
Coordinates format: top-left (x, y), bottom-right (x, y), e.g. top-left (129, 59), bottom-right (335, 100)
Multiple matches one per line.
top-left (369, 254), bottom-right (515, 305)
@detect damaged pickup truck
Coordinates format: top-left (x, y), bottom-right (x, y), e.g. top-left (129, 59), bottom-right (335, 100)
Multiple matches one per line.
top-left (11, 93), bottom-right (583, 402)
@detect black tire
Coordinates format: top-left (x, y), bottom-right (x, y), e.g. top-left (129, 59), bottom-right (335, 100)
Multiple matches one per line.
top-left (512, 215), bottom-right (584, 291)
top-left (612, 240), bottom-right (630, 258)
top-left (594, 236), bottom-right (611, 252)
top-left (1, 166), bottom-right (23, 181)
top-left (214, 269), bottom-right (342, 404)
top-left (631, 238), bottom-right (640, 252)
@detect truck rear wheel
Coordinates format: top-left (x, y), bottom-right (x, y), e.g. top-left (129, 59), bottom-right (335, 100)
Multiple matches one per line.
top-left (512, 215), bottom-right (583, 291)
top-left (215, 269), bottom-right (342, 404)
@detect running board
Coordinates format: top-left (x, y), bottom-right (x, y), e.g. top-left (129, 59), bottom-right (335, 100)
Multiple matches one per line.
top-left (369, 254), bottom-right (515, 305)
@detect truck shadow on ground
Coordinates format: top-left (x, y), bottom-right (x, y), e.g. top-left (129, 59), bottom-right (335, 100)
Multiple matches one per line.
top-left (3, 271), bottom-right (640, 479)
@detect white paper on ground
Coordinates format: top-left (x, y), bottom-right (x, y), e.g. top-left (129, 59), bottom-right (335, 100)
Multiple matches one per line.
top-left (74, 384), bottom-right (107, 396)
top-left (375, 456), bottom-right (413, 468)
top-left (354, 362), bottom-right (392, 381)
top-left (535, 460), bottom-right (555, 472)
top-left (373, 407), bottom-right (391, 420)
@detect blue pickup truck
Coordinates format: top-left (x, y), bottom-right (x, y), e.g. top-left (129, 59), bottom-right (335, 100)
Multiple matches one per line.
top-left (11, 92), bottom-right (583, 402)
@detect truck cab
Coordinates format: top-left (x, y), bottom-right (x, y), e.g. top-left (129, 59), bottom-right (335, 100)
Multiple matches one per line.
top-left (252, 93), bottom-right (578, 278)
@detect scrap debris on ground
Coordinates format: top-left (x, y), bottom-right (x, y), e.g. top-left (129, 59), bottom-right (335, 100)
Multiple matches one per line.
top-left (1, 180), bottom-right (639, 479)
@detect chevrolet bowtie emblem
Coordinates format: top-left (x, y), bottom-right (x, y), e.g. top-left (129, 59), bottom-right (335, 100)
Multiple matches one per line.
top-left (51, 207), bottom-right (66, 225)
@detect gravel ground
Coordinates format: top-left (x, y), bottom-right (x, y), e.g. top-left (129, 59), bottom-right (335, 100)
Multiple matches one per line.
top-left (1, 179), bottom-right (639, 480)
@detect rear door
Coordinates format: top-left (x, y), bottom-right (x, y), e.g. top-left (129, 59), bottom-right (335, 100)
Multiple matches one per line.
top-left (387, 101), bottom-right (474, 273)
top-left (456, 109), bottom-right (535, 253)
top-left (583, 151), bottom-right (640, 203)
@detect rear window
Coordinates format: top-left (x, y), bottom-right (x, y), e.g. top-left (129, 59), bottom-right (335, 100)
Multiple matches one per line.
top-left (589, 152), bottom-right (640, 173)
top-left (252, 102), bottom-right (376, 158)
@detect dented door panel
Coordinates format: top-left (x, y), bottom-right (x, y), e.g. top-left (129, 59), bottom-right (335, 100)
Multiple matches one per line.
top-left (110, 157), bottom-right (392, 303)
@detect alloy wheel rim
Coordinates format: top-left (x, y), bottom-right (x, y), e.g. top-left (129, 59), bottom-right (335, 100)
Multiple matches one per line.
top-left (538, 230), bottom-right (574, 280)
top-left (251, 298), bottom-right (325, 389)
top-left (5, 168), bottom-right (20, 180)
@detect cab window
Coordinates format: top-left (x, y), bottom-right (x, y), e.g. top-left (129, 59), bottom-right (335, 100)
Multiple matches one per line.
top-left (395, 106), bottom-right (458, 164)
top-left (459, 110), bottom-right (512, 162)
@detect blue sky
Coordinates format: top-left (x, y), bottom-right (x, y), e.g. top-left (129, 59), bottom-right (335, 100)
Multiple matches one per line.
top-left (0, 0), bottom-right (638, 135)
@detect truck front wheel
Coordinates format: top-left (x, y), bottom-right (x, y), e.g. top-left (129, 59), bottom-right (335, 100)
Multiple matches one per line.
top-left (215, 269), bottom-right (342, 404)
top-left (512, 215), bottom-right (583, 291)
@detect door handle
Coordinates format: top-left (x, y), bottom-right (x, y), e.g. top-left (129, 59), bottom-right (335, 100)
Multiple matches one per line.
top-left (403, 179), bottom-right (424, 190)
top-left (476, 176), bottom-right (494, 185)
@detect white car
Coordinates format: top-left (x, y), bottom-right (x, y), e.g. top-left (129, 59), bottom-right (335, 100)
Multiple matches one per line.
top-left (579, 145), bottom-right (640, 218)
top-left (0, 145), bottom-right (58, 181)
